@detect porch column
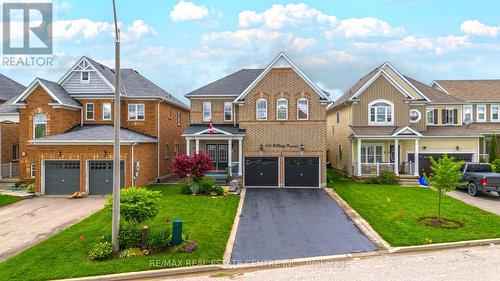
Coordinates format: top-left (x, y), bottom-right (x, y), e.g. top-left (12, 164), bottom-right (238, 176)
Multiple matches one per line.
top-left (414, 138), bottom-right (419, 177)
top-left (186, 139), bottom-right (190, 155)
top-left (227, 139), bottom-right (232, 170)
top-left (195, 139), bottom-right (200, 154)
top-left (238, 138), bottom-right (243, 176)
top-left (357, 138), bottom-right (362, 177)
top-left (394, 139), bottom-right (399, 175)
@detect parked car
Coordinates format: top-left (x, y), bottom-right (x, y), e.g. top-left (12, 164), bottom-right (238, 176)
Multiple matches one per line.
top-left (460, 162), bottom-right (500, 196)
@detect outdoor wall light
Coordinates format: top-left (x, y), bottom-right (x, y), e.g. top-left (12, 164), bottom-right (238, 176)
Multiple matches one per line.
top-left (422, 146), bottom-right (427, 150)
top-left (259, 144), bottom-right (264, 152)
top-left (300, 144), bottom-right (304, 152)
top-left (456, 146), bottom-right (460, 151)
top-left (58, 151), bottom-right (62, 157)
top-left (104, 150), bottom-right (108, 157)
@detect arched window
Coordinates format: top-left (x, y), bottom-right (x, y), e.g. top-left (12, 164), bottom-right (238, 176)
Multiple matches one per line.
top-left (276, 98), bottom-right (288, 120)
top-left (368, 100), bottom-right (393, 125)
top-left (33, 114), bottom-right (47, 139)
top-left (256, 98), bottom-right (267, 120)
top-left (297, 98), bottom-right (308, 120)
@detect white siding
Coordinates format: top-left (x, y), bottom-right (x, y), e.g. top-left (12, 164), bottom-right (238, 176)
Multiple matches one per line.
top-left (62, 71), bottom-right (113, 94)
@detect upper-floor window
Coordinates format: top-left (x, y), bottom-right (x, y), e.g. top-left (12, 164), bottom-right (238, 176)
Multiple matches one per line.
top-left (86, 103), bottom-right (94, 120)
top-left (33, 114), bottom-right (47, 139)
top-left (444, 108), bottom-right (456, 124)
top-left (297, 98), bottom-right (309, 120)
top-left (477, 104), bottom-right (486, 122)
top-left (203, 102), bottom-right (211, 122)
top-left (128, 104), bottom-right (145, 121)
top-left (409, 109), bottom-right (421, 123)
top-left (224, 102), bottom-right (232, 121)
top-left (491, 105), bottom-right (500, 122)
top-left (103, 103), bottom-right (112, 120)
top-left (81, 71), bottom-right (90, 83)
top-left (368, 100), bottom-right (393, 125)
top-left (276, 98), bottom-right (288, 120)
top-left (256, 98), bottom-right (267, 120)
top-left (426, 108), bottom-right (435, 125)
top-left (463, 105), bottom-right (472, 123)
top-left (177, 111), bottom-right (182, 126)
top-left (336, 112), bottom-right (340, 123)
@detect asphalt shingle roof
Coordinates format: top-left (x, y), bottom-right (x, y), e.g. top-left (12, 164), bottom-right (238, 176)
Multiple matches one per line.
top-left (434, 80), bottom-right (500, 101)
top-left (183, 124), bottom-right (246, 135)
top-left (404, 76), bottom-right (465, 104)
top-left (34, 125), bottom-right (158, 143)
top-left (0, 74), bottom-right (25, 101)
top-left (38, 78), bottom-right (82, 107)
top-left (0, 96), bottom-right (19, 114)
top-left (185, 69), bottom-right (264, 97)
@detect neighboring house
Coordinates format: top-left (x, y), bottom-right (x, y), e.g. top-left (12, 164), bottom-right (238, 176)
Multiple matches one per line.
top-left (327, 62), bottom-right (482, 178)
top-left (0, 74), bottom-right (26, 179)
top-left (431, 80), bottom-right (500, 160)
top-left (11, 57), bottom-right (189, 195)
top-left (183, 52), bottom-right (331, 188)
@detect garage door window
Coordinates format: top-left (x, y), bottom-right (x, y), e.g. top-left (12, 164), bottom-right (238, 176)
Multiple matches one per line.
top-left (33, 114), bottom-right (46, 139)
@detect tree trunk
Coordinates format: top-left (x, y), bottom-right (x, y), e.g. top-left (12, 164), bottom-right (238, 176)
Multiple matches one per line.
top-left (437, 191), bottom-right (442, 222)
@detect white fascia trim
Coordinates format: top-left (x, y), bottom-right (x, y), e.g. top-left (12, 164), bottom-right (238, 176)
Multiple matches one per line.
top-left (0, 114), bottom-right (19, 123)
top-left (381, 62), bottom-right (430, 101)
top-left (349, 70), bottom-right (414, 101)
top-left (421, 135), bottom-right (483, 138)
top-left (392, 126), bottom-right (422, 137)
top-left (48, 103), bottom-right (82, 110)
top-left (13, 79), bottom-right (64, 105)
top-left (430, 81), bottom-right (452, 96)
top-left (31, 140), bottom-right (157, 145)
top-left (187, 96), bottom-right (238, 99)
top-left (192, 127), bottom-right (232, 136)
top-left (234, 52), bottom-right (329, 102)
top-left (57, 57), bottom-right (116, 91)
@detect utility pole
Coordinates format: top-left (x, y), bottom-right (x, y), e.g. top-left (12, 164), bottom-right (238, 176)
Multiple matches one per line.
top-left (111, 0), bottom-right (121, 252)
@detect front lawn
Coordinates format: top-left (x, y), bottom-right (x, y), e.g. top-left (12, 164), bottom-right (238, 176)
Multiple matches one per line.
top-left (0, 185), bottom-right (239, 281)
top-left (329, 170), bottom-right (500, 246)
top-left (0, 194), bottom-right (21, 207)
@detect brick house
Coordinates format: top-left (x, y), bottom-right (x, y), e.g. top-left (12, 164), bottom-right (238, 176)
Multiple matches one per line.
top-left (183, 52), bottom-right (331, 188)
top-left (0, 74), bottom-right (26, 179)
top-left (11, 57), bottom-right (189, 195)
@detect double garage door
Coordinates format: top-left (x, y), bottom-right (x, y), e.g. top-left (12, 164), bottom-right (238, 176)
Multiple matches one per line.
top-left (244, 157), bottom-right (319, 187)
top-left (44, 160), bottom-right (124, 195)
top-left (408, 153), bottom-right (473, 176)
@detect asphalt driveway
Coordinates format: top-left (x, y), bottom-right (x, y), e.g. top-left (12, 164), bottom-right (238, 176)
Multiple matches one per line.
top-left (0, 196), bottom-right (105, 261)
top-left (230, 188), bottom-right (376, 263)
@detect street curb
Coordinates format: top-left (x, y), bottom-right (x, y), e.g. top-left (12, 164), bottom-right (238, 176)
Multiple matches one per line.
top-left (324, 188), bottom-right (391, 250)
top-left (222, 188), bottom-right (246, 264)
top-left (389, 238), bottom-right (500, 253)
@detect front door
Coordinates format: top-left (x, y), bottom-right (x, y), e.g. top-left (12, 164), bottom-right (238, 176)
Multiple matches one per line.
top-left (206, 144), bottom-right (228, 171)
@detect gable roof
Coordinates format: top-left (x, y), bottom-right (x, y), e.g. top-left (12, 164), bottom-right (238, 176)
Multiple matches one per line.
top-left (0, 74), bottom-right (26, 101)
top-left (431, 80), bottom-right (500, 101)
top-left (234, 52), bottom-right (330, 103)
top-left (183, 124), bottom-right (246, 136)
top-left (185, 69), bottom-right (263, 98)
top-left (404, 76), bottom-right (465, 104)
top-left (12, 78), bottom-right (82, 108)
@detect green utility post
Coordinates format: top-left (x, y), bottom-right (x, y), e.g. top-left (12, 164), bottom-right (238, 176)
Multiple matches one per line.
top-left (172, 219), bottom-right (183, 246)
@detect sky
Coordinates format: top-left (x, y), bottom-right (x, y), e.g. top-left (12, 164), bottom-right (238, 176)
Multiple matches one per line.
top-left (1, 0), bottom-right (500, 104)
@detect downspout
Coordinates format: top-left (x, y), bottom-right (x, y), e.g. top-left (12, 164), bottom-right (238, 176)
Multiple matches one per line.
top-left (80, 107), bottom-right (83, 126)
top-left (233, 103), bottom-right (236, 127)
top-left (157, 100), bottom-right (161, 182)
top-left (131, 142), bottom-right (135, 186)
top-left (0, 124), bottom-right (2, 180)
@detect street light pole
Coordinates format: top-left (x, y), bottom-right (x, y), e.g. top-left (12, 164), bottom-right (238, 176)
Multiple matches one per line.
top-left (111, 0), bottom-right (121, 252)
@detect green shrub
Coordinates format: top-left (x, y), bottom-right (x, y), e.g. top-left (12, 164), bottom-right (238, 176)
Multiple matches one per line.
top-left (378, 171), bottom-right (399, 185)
top-left (147, 228), bottom-right (171, 249)
top-left (364, 177), bottom-right (380, 184)
top-left (207, 185), bottom-right (224, 196)
top-left (88, 241), bottom-right (113, 261)
top-left (189, 182), bottom-right (200, 194)
top-left (198, 177), bottom-right (217, 193)
top-left (119, 247), bottom-right (144, 259)
top-left (491, 159), bottom-right (500, 173)
top-left (21, 183), bottom-right (35, 192)
top-left (106, 187), bottom-right (161, 223)
top-left (479, 156), bottom-right (487, 163)
top-left (180, 183), bottom-right (191, 194)
top-left (118, 221), bottom-right (141, 249)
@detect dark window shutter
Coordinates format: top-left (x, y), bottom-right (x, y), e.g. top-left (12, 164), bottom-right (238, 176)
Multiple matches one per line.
top-left (442, 109), bottom-right (447, 124)
top-left (453, 109), bottom-right (458, 124)
top-left (433, 109), bottom-right (438, 124)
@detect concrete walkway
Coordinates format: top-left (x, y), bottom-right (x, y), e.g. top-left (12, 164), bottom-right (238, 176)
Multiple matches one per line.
top-left (0, 196), bottom-right (105, 261)
top-left (449, 189), bottom-right (500, 216)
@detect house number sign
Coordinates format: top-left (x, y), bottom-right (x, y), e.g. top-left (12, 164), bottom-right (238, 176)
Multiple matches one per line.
top-left (265, 144), bottom-right (300, 149)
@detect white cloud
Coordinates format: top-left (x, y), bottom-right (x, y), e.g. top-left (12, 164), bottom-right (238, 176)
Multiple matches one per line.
top-left (238, 3), bottom-right (336, 29)
top-left (55, 1), bottom-right (72, 13)
top-left (290, 37), bottom-right (317, 51)
top-left (353, 35), bottom-right (469, 54)
top-left (121, 20), bottom-right (156, 42)
top-left (53, 19), bottom-right (113, 39)
top-left (461, 20), bottom-right (500, 37)
top-left (170, 0), bottom-right (208, 22)
top-left (324, 17), bottom-right (404, 38)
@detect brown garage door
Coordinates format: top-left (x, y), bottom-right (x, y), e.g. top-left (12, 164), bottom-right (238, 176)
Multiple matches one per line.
top-left (408, 153), bottom-right (473, 176)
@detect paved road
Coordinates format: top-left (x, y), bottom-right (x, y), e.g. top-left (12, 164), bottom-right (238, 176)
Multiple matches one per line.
top-left (230, 188), bottom-right (376, 263)
top-left (173, 245), bottom-right (500, 281)
top-left (0, 196), bottom-right (105, 261)
top-left (449, 189), bottom-right (500, 216)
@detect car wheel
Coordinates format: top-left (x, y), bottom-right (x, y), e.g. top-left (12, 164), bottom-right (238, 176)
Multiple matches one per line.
top-left (468, 183), bottom-right (478, 197)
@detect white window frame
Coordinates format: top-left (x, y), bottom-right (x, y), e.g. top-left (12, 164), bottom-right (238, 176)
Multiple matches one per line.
top-left (360, 144), bottom-right (385, 164)
top-left (256, 98), bottom-right (268, 120)
top-left (33, 113), bottom-right (47, 139)
top-left (409, 109), bottom-right (421, 123)
top-left (177, 111), bottom-right (182, 126)
top-left (202, 102), bottom-right (211, 122)
top-left (224, 102), bottom-right (233, 122)
top-left (426, 108), bottom-right (435, 125)
top-left (81, 71), bottom-right (90, 83)
top-left (174, 144), bottom-right (179, 157)
top-left (491, 104), bottom-right (500, 122)
top-left (128, 104), bottom-right (145, 121)
top-left (85, 103), bottom-right (94, 120)
top-left (463, 104), bottom-right (473, 123)
top-left (276, 98), bottom-right (288, 120)
top-left (31, 164), bottom-right (36, 178)
top-left (446, 108), bottom-right (455, 124)
top-left (103, 102), bottom-right (112, 121)
top-left (297, 98), bottom-right (309, 120)
top-left (368, 99), bottom-right (394, 125)
top-left (476, 104), bottom-right (486, 122)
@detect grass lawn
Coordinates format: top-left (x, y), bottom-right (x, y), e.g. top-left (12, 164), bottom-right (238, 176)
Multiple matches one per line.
top-left (0, 185), bottom-right (239, 281)
top-left (0, 194), bottom-right (21, 207)
top-left (329, 170), bottom-right (500, 247)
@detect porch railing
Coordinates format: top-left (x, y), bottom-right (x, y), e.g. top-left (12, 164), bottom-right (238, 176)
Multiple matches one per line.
top-left (479, 154), bottom-right (489, 161)
top-left (403, 161), bottom-right (415, 175)
top-left (353, 163), bottom-right (395, 176)
top-left (0, 162), bottom-right (19, 178)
